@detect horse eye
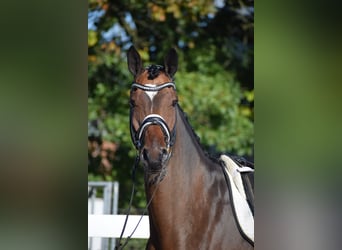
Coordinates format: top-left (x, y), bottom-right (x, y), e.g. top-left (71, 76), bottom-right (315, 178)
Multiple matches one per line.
top-left (172, 99), bottom-right (178, 107)
top-left (129, 100), bottom-right (136, 108)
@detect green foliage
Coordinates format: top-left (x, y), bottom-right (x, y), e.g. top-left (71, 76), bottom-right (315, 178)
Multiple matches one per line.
top-left (88, 0), bottom-right (254, 211)
top-left (176, 66), bottom-right (253, 155)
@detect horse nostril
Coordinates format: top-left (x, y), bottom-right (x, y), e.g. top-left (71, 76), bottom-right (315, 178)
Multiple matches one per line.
top-left (142, 149), bottom-right (149, 162)
top-left (142, 147), bottom-right (168, 166)
top-left (161, 148), bottom-right (168, 155)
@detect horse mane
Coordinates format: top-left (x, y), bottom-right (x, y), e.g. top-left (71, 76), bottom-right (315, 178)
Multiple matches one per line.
top-left (177, 104), bottom-right (254, 169)
top-left (176, 104), bottom-right (221, 165)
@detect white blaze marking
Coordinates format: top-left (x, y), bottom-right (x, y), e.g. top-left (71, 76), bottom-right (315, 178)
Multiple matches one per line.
top-left (144, 84), bottom-right (158, 101)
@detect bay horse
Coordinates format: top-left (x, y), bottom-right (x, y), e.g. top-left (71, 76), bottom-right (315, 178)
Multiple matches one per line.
top-left (127, 46), bottom-right (253, 250)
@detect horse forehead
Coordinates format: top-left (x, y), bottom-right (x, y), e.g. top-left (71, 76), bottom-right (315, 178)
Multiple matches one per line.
top-left (135, 70), bottom-right (171, 84)
top-left (135, 70), bottom-right (173, 102)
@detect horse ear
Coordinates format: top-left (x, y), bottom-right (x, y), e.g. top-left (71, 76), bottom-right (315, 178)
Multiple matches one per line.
top-left (164, 48), bottom-right (178, 78)
top-left (127, 46), bottom-right (143, 77)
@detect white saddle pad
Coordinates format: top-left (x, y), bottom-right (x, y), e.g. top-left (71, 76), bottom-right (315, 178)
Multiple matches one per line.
top-left (220, 155), bottom-right (254, 243)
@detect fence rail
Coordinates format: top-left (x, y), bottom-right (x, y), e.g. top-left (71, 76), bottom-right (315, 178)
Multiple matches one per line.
top-left (88, 214), bottom-right (150, 239)
top-left (88, 181), bottom-right (121, 250)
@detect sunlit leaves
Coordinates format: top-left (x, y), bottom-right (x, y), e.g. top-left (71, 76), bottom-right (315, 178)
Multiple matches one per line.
top-left (88, 0), bottom-right (108, 10)
top-left (88, 30), bottom-right (98, 47)
top-left (147, 0), bottom-right (217, 23)
top-left (166, 3), bottom-right (181, 19)
top-left (137, 48), bottom-right (149, 61)
top-left (244, 90), bottom-right (254, 102)
top-left (148, 3), bottom-right (166, 21)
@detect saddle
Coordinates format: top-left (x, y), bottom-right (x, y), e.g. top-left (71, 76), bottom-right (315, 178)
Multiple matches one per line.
top-left (220, 154), bottom-right (254, 244)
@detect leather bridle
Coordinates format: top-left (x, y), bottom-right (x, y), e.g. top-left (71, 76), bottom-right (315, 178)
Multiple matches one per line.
top-left (129, 82), bottom-right (177, 151)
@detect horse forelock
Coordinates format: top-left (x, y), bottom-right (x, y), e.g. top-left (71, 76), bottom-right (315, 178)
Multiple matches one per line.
top-left (146, 65), bottom-right (165, 80)
top-left (134, 64), bottom-right (174, 86)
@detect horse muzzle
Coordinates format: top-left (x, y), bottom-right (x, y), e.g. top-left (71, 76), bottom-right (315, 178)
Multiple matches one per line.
top-left (141, 146), bottom-right (170, 170)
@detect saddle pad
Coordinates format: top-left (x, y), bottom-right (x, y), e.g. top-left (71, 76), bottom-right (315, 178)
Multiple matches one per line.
top-left (220, 155), bottom-right (254, 243)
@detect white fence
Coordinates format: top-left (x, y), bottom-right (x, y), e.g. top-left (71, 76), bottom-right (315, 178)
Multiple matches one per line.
top-left (88, 181), bottom-right (150, 250)
top-left (88, 214), bottom-right (149, 238)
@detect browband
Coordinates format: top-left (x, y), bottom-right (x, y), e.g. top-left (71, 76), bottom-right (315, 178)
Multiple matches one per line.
top-left (131, 82), bottom-right (176, 92)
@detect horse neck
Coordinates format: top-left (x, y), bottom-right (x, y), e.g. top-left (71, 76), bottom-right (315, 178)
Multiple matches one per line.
top-left (171, 105), bottom-right (213, 174)
top-left (147, 105), bottom-right (213, 190)
top-left (145, 105), bottom-right (222, 223)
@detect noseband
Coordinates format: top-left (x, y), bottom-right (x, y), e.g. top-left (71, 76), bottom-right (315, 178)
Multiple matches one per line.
top-left (130, 82), bottom-right (177, 151)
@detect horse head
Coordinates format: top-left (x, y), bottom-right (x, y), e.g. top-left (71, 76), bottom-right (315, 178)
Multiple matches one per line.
top-left (128, 46), bottom-right (178, 172)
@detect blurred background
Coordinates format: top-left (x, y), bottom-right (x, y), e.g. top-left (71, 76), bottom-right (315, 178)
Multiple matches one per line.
top-left (2, 0), bottom-right (341, 249)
